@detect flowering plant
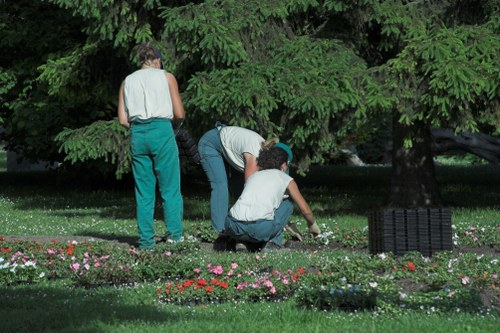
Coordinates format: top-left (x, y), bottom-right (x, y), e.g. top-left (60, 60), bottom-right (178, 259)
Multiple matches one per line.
top-left (157, 261), bottom-right (308, 304)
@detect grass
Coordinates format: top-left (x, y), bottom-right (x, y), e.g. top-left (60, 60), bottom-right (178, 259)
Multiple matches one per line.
top-left (0, 165), bottom-right (499, 333)
top-left (1, 281), bottom-right (498, 333)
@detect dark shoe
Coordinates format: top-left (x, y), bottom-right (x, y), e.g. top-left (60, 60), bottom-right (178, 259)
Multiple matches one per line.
top-left (213, 233), bottom-right (229, 252)
top-left (235, 243), bottom-right (248, 252)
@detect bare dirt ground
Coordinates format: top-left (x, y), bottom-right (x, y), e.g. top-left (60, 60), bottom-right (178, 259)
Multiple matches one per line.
top-left (4, 234), bottom-right (499, 256)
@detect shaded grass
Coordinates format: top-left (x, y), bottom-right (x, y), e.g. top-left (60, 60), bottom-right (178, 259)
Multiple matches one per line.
top-left (1, 280), bottom-right (497, 333)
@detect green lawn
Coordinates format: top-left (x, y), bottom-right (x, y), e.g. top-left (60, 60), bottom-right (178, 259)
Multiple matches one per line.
top-left (0, 165), bottom-right (498, 333)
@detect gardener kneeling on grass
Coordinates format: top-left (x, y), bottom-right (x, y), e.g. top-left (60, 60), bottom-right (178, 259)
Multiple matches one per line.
top-left (224, 145), bottom-right (321, 252)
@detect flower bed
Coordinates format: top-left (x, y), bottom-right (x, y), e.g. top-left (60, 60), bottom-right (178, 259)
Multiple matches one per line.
top-left (0, 236), bottom-right (498, 313)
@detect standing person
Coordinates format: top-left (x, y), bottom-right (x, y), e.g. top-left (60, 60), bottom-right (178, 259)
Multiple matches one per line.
top-left (117, 43), bottom-right (185, 249)
top-left (198, 125), bottom-right (276, 233)
top-left (224, 145), bottom-right (321, 252)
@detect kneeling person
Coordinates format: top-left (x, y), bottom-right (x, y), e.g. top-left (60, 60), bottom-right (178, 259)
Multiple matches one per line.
top-left (224, 145), bottom-right (321, 251)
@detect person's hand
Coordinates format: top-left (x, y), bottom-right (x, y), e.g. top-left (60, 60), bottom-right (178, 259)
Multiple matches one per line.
top-left (308, 222), bottom-right (321, 237)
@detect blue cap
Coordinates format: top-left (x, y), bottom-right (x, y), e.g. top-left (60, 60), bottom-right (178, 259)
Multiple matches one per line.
top-left (275, 142), bottom-right (293, 174)
top-left (275, 142), bottom-right (293, 163)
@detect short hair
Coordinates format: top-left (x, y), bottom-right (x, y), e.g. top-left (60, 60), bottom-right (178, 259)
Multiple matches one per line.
top-left (257, 146), bottom-right (288, 170)
top-left (133, 43), bottom-right (162, 66)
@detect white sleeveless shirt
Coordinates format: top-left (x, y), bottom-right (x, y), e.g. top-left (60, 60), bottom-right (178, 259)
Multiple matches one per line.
top-left (229, 169), bottom-right (293, 221)
top-left (124, 68), bottom-right (173, 120)
top-left (219, 126), bottom-right (264, 172)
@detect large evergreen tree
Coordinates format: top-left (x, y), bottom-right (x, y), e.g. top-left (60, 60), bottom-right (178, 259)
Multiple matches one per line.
top-left (1, 1), bottom-right (498, 208)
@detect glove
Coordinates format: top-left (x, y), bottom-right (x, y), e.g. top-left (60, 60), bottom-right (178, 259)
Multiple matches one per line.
top-left (285, 222), bottom-right (303, 242)
top-left (308, 222), bottom-right (321, 237)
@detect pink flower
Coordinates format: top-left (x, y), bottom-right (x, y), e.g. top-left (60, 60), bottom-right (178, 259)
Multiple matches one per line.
top-left (69, 262), bottom-right (80, 271)
top-left (492, 274), bottom-right (498, 279)
top-left (236, 282), bottom-right (248, 290)
top-left (193, 268), bottom-right (201, 274)
top-left (165, 251), bottom-right (172, 256)
top-left (94, 262), bottom-right (101, 268)
top-left (46, 249), bottom-right (56, 255)
top-left (84, 263), bottom-right (90, 270)
top-left (263, 280), bottom-right (273, 288)
top-left (282, 278), bottom-right (289, 285)
top-left (227, 269), bottom-right (234, 277)
top-left (207, 264), bottom-right (223, 274)
top-left (461, 276), bottom-right (470, 285)
top-left (231, 263), bottom-right (238, 269)
top-left (270, 286), bottom-right (276, 294)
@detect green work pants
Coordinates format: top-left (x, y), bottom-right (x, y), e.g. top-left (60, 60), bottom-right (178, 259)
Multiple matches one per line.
top-left (130, 118), bottom-right (183, 248)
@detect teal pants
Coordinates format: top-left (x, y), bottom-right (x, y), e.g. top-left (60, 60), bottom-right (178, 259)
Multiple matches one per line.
top-left (130, 118), bottom-right (183, 248)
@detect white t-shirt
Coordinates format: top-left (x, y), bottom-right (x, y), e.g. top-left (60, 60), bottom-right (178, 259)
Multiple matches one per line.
top-left (124, 68), bottom-right (173, 120)
top-left (229, 169), bottom-right (293, 221)
top-left (219, 126), bottom-right (264, 172)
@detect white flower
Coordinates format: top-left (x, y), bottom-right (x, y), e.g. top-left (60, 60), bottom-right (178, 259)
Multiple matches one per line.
top-left (378, 253), bottom-right (387, 260)
top-left (369, 281), bottom-right (378, 288)
top-left (24, 260), bottom-right (36, 268)
top-left (39, 272), bottom-right (45, 278)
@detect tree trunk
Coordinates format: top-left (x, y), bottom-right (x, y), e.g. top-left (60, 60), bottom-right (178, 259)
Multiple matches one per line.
top-left (388, 117), bottom-right (443, 207)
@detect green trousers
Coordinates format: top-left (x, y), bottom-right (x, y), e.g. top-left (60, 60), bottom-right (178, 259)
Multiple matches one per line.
top-left (130, 118), bottom-right (183, 248)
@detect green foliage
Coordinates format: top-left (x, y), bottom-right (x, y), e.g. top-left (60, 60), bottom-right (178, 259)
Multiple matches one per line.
top-left (384, 25), bottom-right (500, 133)
top-left (55, 120), bottom-right (131, 178)
top-left (2, 0), bottom-right (499, 179)
top-left (47, 0), bottom-right (161, 47)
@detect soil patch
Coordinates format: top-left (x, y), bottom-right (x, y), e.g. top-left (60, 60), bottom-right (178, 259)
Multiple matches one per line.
top-left (3, 235), bottom-right (499, 257)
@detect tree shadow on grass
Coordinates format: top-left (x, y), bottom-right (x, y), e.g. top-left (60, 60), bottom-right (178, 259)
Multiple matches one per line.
top-left (0, 285), bottom-right (177, 333)
top-left (75, 232), bottom-right (138, 247)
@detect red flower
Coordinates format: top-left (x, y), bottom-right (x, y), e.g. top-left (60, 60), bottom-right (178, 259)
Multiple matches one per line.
top-left (0, 247), bottom-right (12, 253)
top-left (407, 261), bottom-right (416, 271)
top-left (205, 286), bottom-right (213, 293)
top-left (197, 279), bottom-right (207, 286)
top-left (182, 279), bottom-right (195, 288)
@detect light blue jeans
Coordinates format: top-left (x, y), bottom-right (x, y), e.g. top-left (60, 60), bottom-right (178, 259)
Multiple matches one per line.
top-left (130, 119), bottom-right (183, 248)
top-left (198, 128), bottom-right (244, 232)
top-left (224, 199), bottom-right (293, 246)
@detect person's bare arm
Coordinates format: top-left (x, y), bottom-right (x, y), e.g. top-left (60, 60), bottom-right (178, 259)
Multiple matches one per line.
top-left (243, 153), bottom-right (259, 181)
top-left (165, 72), bottom-right (185, 123)
top-left (287, 180), bottom-right (321, 236)
top-left (117, 81), bottom-right (130, 128)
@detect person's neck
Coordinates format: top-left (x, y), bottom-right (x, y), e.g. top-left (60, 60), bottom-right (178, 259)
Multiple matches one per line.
top-left (142, 60), bottom-right (159, 69)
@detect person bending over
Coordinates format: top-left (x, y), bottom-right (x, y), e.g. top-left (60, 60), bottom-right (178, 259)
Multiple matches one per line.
top-left (198, 125), bottom-right (276, 233)
top-left (224, 145), bottom-right (321, 252)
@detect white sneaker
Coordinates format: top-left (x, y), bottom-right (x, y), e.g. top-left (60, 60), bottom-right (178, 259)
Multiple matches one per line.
top-left (167, 236), bottom-right (184, 243)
